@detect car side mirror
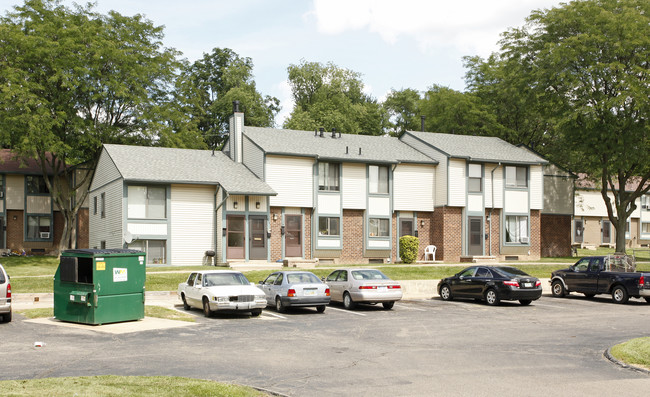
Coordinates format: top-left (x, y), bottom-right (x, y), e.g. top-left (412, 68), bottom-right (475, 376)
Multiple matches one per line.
top-left (459, 276), bottom-right (464, 280)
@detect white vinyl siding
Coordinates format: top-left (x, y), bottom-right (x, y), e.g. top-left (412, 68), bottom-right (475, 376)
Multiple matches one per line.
top-left (448, 159), bottom-right (466, 207)
top-left (243, 136), bottom-right (264, 179)
top-left (248, 196), bottom-right (268, 212)
top-left (575, 190), bottom-right (623, 218)
top-left (401, 133), bottom-right (447, 206)
top-left (227, 195), bottom-right (245, 212)
top-left (318, 194), bottom-right (341, 215)
top-left (171, 185), bottom-right (215, 267)
top-left (505, 190), bottom-right (529, 214)
top-left (530, 165), bottom-right (543, 210)
top-left (266, 156), bottom-right (313, 207)
top-left (89, 179), bottom-right (123, 249)
top-left (484, 163), bottom-right (503, 209)
top-left (90, 149), bottom-right (122, 191)
top-left (5, 175), bottom-right (24, 210)
top-left (368, 197), bottom-right (390, 216)
top-left (467, 195), bottom-right (483, 213)
top-left (393, 164), bottom-right (435, 211)
top-left (368, 240), bottom-right (390, 248)
top-left (342, 163), bottom-right (366, 209)
top-left (127, 223), bottom-right (167, 235)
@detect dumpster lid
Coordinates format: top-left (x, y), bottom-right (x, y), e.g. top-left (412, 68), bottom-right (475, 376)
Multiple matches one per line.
top-left (62, 249), bottom-right (144, 255)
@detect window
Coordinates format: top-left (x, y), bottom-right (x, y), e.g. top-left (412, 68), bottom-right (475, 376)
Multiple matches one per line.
top-left (128, 240), bottom-right (166, 264)
top-left (27, 215), bottom-right (51, 240)
top-left (318, 162), bottom-right (340, 191)
top-left (369, 165), bottom-right (389, 194)
top-left (128, 186), bottom-right (166, 219)
top-left (26, 176), bottom-right (48, 194)
top-left (468, 164), bottom-right (482, 193)
top-left (0, 177), bottom-right (4, 198)
top-left (505, 215), bottom-right (529, 243)
top-left (642, 195), bottom-right (650, 210)
top-left (505, 166), bottom-right (527, 188)
top-left (100, 240), bottom-right (106, 249)
top-left (93, 196), bottom-right (98, 215)
top-left (368, 218), bottom-right (389, 237)
top-left (100, 193), bottom-right (105, 218)
top-left (642, 223), bottom-right (650, 234)
top-left (319, 217), bottom-right (340, 236)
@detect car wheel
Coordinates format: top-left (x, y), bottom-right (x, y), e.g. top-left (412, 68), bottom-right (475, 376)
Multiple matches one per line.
top-left (2, 311), bottom-right (11, 323)
top-left (485, 289), bottom-right (500, 306)
top-left (439, 284), bottom-right (453, 301)
top-left (382, 301), bottom-right (395, 310)
top-left (202, 297), bottom-right (213, 317)
top-left (611, 285), bottom-right (629, 304)
top-left (584, 293), bottom-right (595, 299)
top-left (645, 297), bottom-right (650, 304)
top-left (181, 293), bottom-right (190, 310)
top-left (250, 309), bottom-right (262, 317)
top-left (343, 292), bottom-right (356, 310)
top-left (519, 300), bottom-right (532, 306)
top-left (316, 305), bottom-right (326, 313)
top-left (275, 297), bottom-right (286, 313)
top-left (551, 280), bottom-right (566, 298)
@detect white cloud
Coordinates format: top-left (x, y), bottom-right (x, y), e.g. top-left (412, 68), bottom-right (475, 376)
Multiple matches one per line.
top-left (310, 0), bottom-right (562, 56)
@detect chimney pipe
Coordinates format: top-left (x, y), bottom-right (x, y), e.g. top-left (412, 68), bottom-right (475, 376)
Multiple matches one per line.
top-left (331, 128), bottom-right (337, 138)
top-left (421, 115), bottom-right (425, 132)
top-left (314, 129), bottom-right (318, 137)
top-left (358, 147), bottom-right (362, 155)
top-left (346, 146), bottom-right (349, 154)
top-left (233, 100), bottom-right (240, 113)
top-left (319, 128), bottom-right (324, 137)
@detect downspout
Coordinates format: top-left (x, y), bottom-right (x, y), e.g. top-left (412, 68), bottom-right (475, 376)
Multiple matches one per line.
top-left (215, 184), bottom-right (229, 265)
top-left (489, 163), bottom-right (501, 256)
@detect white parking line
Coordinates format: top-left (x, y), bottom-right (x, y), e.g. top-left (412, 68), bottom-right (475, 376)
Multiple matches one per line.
top-left (327, 307), bottom-right (367, 316)
top-left (262, 311), bottom-right (287, 320)
top-left (394, 303), bottom-right (426, 311)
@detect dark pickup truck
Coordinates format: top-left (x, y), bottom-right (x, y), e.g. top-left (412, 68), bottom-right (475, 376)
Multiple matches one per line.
top-left (550, 255), bottom-right (650, 304)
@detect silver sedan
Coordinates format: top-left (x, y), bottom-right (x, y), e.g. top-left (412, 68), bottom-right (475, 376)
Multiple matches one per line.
top-left (259, 271), bottom-right (330, 313)
top-left (325, 268), bottom-right (402, 310)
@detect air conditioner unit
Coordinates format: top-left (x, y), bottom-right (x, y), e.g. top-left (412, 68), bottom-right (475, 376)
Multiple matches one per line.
top-left (40, 232), bottom-right (50, 239)
top-left (520, 237), bottom-right (529, 244)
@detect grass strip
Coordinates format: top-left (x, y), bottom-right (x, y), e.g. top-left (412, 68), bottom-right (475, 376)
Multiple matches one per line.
top-left (17, 306), bottom-right (195, 322)
top-left (0, 375), bottom-right (269, 396)
top-left (610, 337), bottom-right (650, 369)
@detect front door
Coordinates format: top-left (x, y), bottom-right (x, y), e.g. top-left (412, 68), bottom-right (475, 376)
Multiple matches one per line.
top-left (249, 216), bottom-right (267, 260)
top-left (400, 218), bottom-right (414, 237)
top-left (285, 215), bottom-right (302, 257)
top-left (602, 220), bottom-right (611, 244)
top-left (574, 219), bottom-right (584, 243)
top-left (468, 217), bottom-right (483, 256)
top-left (226, 216), bottom-right (245, 259)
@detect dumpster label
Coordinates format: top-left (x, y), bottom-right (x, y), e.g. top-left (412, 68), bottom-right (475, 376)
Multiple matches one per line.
top-left (113, 268), bottom-right (128, 282)
top-left (96, 261), bottom-right (106, 271)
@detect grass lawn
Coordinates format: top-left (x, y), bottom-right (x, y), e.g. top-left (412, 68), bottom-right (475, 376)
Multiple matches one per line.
top-left (16, 305), bottom-right (196, 322)
top-left (610, 337), bottom-right (650, 370)
top-left (0, 376), bottom-right (269, 396)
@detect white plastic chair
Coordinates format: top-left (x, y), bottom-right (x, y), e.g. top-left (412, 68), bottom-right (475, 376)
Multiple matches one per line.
top-left (424, 245), bottom-right (436, 261)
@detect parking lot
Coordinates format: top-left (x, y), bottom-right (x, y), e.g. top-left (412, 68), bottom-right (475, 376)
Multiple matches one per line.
top-left (2, 294), bottom-right (650, 396)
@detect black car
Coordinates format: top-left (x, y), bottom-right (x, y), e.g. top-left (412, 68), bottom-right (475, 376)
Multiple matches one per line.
top-left (437, 266), bottom-right (542, 306)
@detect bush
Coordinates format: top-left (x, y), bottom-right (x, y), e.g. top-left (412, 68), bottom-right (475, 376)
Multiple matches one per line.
top-left (399, 235), bottom-right (419, 264)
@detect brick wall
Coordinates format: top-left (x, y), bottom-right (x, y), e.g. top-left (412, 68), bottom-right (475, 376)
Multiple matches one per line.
top-left (304, 209), bottom-right (312, 260)
top-left (6, 210), bottom-right (23, 250)
top-left (541, 214), bottom-right (572, 257)
top-left (486, 208), bottom-right (501, 256)
top-left (432, 207), bottom-right (463, 261)
top-left (530, 210), bottom-right (541, 259)
top-left (417, 212), bottom-right (434, 261)
top-left (269, 207), bottom-right (282, 261)
top-left (76, 208), bottom-right (89, 248)
top-left (341, 209), bottom-right (364, 263)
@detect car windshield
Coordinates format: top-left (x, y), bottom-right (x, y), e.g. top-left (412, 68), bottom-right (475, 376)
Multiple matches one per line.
top-left (351, 269), bottom-right (389, 280)
top-left (204, 272), bottom-right (250, 286)
top-left (494, 267), bottom-right (531, 278)
top-left (286, 273), bottom-right (320, 284)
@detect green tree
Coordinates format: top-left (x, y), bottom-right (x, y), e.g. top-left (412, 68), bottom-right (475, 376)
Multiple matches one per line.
top-left (284, 60), bottom-right (386, 135)
top-left (418, 85), bottom-right (503, 136)
top-left (0, 0), bottom-right (184, 253)
top-left (492, 0), bottom-right (650, 252)
top-left (383, 88), bottom-right (422, 135)
top-left (176, 48), bottom-right (280, 149)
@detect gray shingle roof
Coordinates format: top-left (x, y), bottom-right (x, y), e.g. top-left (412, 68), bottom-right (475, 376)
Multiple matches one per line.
top-left (243, 127), bottom-right (437, 164)
top-left (404, 131), bottom-right (548, 164)
top-left (103, 144), bottom-right (276, 195)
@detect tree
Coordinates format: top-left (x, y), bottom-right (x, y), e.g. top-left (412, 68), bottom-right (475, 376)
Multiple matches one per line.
top-left (383, 88), bottom-right (422, 135)
top-left (284, 60), bottom-right (387, 135)
top-left (175, 48), bottom-right (280, 149)
top-left (0, 0), bottom-right (184, 253)
top-left (418, 85), bottom-right (504, 137)
top-left (491, 0), bottom-right (650, 252)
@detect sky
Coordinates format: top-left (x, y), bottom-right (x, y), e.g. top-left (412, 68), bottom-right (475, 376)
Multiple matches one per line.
top-left (0, 0), bottom-right (564, 125)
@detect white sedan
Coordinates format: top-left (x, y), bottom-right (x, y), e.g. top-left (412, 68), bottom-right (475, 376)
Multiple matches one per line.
top-left (178, 270), bottom-right (267, 317)
top-left (325, 268), bottom-right (402, 310)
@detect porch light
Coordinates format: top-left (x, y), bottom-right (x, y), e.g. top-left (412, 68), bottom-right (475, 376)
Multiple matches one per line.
top-left (256, 201), bottom-right (260, 209)
top-left (420, 220), bottom-right (425, 227)
top-left (233, 201), bottom-right (238, 209)
top-left (273, 213), bottom-right (278, 221)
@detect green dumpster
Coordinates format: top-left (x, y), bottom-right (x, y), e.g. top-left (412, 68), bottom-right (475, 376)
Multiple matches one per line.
top-left (53, 249), bottom-right (146, 325)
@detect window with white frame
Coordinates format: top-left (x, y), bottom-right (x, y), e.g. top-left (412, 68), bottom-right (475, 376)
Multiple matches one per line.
top-left (642, 223), bottom-right (650, 234)
top-left (505, 215), bottom-right (529, 243)
top-left (369, 165), bottom-right (389, 194)
top-left (128, 186), bottom-right (166, 219)
top-left (642, 195), bottom-right (650, 210)
top-left (319, 217), bottom-right (340, 236)
top-left (318, 162), bottom-right (340, 191)
top-left (27, 215), bottom-right (51, 240)
top-left (368, 218), bottom-right (389, 237)
top-left (128, 240), bottom-right (166, 264)
top-left (505, 166), bottom-right (527, 188)
top-left (468, 164), bottom-right (482, 193)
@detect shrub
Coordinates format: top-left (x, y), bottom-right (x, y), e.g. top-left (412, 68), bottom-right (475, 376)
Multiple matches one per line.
top-left (399, 235), bottom-right (419, 264)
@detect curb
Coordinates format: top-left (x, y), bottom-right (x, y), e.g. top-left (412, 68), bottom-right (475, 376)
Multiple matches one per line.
top-left (604, 348), bottom-right (650, 375)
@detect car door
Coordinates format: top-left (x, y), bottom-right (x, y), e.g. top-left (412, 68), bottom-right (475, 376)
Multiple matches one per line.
top-left (452, 267), bottom-right (477, 297)
top-left (564, 258), bottom-right (590, 292)
top-left (326, 270), bottom-right (345, 301)
top-left (260, 273), bottom-right (279, 305)
top-left (186, 273), bottom-right (201, 307)
top-left (471, 267), bottom-right (493, 297)
top-left (272, 273), bottom-right (284, 300)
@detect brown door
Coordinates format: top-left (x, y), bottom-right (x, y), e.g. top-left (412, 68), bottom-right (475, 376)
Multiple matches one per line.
top-left (400, 218), bottom-right (414, 237)
top-left (285, 215), bottom-right (302, 257)
top-left (468, 217), bottom-right (483, 256)
top-left (227, 215), bottom-right (245, 259)
top-left (249, 216), bottom-right (267, 260)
